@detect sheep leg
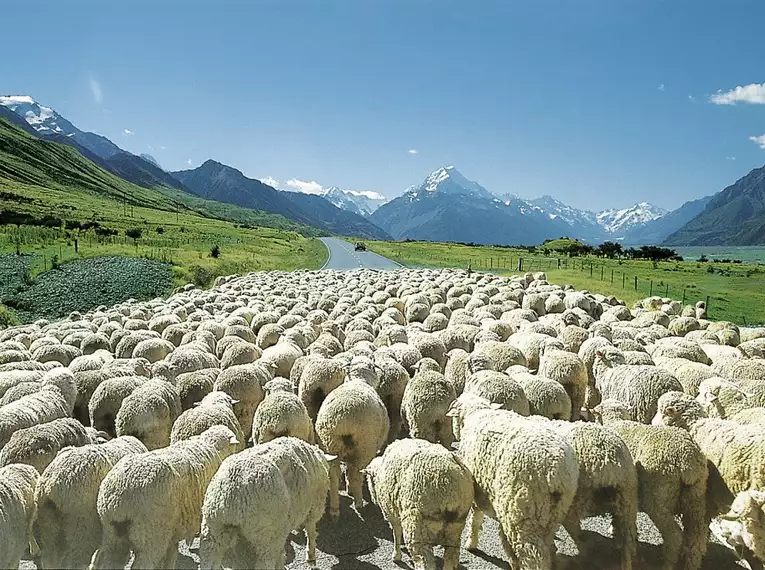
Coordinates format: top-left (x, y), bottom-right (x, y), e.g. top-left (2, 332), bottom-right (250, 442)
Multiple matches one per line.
top-left (346, 466), bottom-right (365, 509)
top-left (499, 531), bottom-right (521, 570)
top-left (443, 520), bottom-right (466, 570)
top-left (64, 513), bottom-right (102, 570)
top-left (390, 517), bottom-right (404, 561)
top-left (647, 508), bottom-right (682, 570)
top-left (443, 544), bottom-right (460, 570)
top-left (408, 542), bottom-right (436, 570)
top-left (305, 519), bottom-right (318, 567)
top-left (198, 525), bottom-right (227, 570)
top-left (467, 508), bottom-right (484, 550)
top-left (88, 523), bottom-right (131, 570)
top-left (159, 540), bottom-right (179, 570)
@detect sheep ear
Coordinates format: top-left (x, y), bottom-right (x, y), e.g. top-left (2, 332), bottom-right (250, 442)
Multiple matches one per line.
top-left (664, 406), bottom-right (676, 416)
top-left (323, 453), bottom-right (338, 463)
top-left (230, 399), bottom-right (240, 405)
top-left (595, 350), bottom-right (603, 358)
top-left (193, 401), bottom-right (202, 407)
top-left (445, 400), bottom-right (460, 417)
top-left (490, 402), bottom-right (503, 410)
top-left (229, 435), bottom-right (240, 445)
top-left (450, 441), bottom-right (460, 451)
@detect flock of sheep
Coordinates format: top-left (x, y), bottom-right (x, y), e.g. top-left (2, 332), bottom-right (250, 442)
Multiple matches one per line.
top-left (1, 266), bottom-right (765, 570)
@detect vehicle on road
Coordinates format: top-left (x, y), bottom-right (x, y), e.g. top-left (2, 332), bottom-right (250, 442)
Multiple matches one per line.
top-left (354, 242), bottom-right (366, 251)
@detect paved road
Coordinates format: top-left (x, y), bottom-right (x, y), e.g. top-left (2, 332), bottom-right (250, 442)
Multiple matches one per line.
top-left (320, 237), bottom-right (402, 271)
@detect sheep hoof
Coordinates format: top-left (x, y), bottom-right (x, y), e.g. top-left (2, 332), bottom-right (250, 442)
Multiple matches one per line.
top-left (330, 509), bottom-right (340, 522)
top-left (392, 551), bottom-right (402, 562)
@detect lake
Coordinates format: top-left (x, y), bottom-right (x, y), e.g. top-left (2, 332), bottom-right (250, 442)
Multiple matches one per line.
top-left (671, 246), bottom-right (765, 264)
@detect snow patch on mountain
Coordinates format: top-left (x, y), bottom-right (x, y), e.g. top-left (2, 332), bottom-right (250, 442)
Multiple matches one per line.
top-left (596, 202), bottom-right (668, 234)
top-left (0, 95), bottom-right (76, 136)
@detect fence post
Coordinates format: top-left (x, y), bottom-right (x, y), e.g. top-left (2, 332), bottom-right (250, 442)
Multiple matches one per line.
top-left (650, 280), bottom-right (653, 296)
top-left (590, 262), bottom-right (593, 277)
top-left (622, 273), bottom-right (625, 288)
top-left (706, 295), bottom-right (710, 317)
top-left (665, 283), bottom-right (669, 297)
top-left (634, 276), bottom-right (638, 291)
top-left (682, 288), bottom-right (686, 305)
top-left (517, 257), bottom-right (523, 272)
top-left (557, 258), bottom-right (561, 269)
top-left (611, 269), bottom-right (614, 284)
top-left (601, 265), bottom-right (604, 281)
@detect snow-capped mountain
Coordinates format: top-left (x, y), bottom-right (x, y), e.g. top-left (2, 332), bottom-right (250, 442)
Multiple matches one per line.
top-left (596, 202), bottom-right (668, 234)
top-left (140, 153), bottom-right (164, 171)
top-left (321, 186), bottom-right (388, 216)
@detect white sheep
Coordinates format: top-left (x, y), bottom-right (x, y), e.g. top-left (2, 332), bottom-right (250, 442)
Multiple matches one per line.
top-left (364, 438), bottom-right (474, 570)
top-left (33, 436), bottom-right (147, 569)
top-left (251, 378), bottom-right (313, 444)
top-left (171, 391), bottom-right (245, 451)
top-left (0, 385), bottom-right (70, 449)
top-left (0, 463), bottom-right (40, 569)
top-left (537, 348), bottom-right (588, 420)
top-left (401, 369), bottom-right (457, 446)
top-left (90, 425), bottom-right (240, 570)
top-left (315, 378), bottom-right (389, 508)
top-left (115, 378), bottom-right (182, 450)
top-left (297, 356), bottom-right (347, 422)
top-left (213, 363), bottom-right (271, 441)
top-left (88, 375), bottom-right (144, 437)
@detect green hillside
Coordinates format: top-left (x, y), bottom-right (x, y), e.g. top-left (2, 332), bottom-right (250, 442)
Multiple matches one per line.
top-left (0, 116), bottom-right (326, 322)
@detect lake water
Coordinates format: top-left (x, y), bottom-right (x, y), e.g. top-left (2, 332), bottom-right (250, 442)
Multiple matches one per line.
top-left (671, 246), bottom-right (765, 264)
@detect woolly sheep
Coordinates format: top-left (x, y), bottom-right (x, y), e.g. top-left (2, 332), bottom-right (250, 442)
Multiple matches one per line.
top-left (0, 417), bottom-right (101, 473)
top-left (251, 379), bottom-right (313, 444)
top-left (220, 341), bottom-right (262, 369)
top-left (259, 338), bottom-right (303, 379)
top-left (715, 490), bottom-right (765, 569)
top-left (88, 375), bottom-right (144, 437)
top-left (364, 438), bottom-right (474, 570)
top-left (213, 363), bottom-right (270, 441)
top-left (654, 391), bottom-right (765, 517)
top-left (176, 368), bottom-right (220, 410)
top-left (401, 369), bottom-right (457, 446)
top-left (373, 354), bottom-right (409, 444)
top-left (315, 378), bottom-right (389, 508)
top-left (0, 463), bottom-right (40, 569)
top-left (511, 370), bottom-right (572, 420)
top-left (199, 437), bottom-right (340, 569)
top-left (296, 357), bottom-right (347, 422)
top-left (0, 385), bottom-right (70, 449)
top-left (463, 369), bottom-right (530, 416)
top-left (507, 331), bottom-right (563, 371)
top-left (131, 338), bottom-right (175, 363)
top-left (33, 436), bottom-right (148, 569)
top-left (538, 348), bottom-right (588, 421)
top-left (171, 391), bottom-right (245, 452)
top-left (593, 348), bottom-right (683, 423)
top-left (449, 400), bottom-right (578, 569)
top-left (594, 399), bottom-right (709, 570)
top-left (115, 379), bottom-right (182, 450)
top-left (90, 425), bottom-right (240, 570)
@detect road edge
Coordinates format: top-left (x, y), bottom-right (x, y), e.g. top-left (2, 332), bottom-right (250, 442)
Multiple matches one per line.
top-left (319, 238), bottom-right (332, 270)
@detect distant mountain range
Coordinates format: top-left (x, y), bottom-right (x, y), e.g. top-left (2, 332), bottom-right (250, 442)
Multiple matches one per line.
top-left (3, 93), bottom-right (763, 247)
top-left (172, 161), bottom-right (390, 240)
top-left (369, 166), bottom-right (708, 245)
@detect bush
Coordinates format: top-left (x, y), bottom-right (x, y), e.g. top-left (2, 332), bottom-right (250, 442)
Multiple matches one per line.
top-left (189, 264), bottom-right (214, 287)
top-left (156, 227), bottom-right (165, 234)
top-left (210, 245), bottom-right (221, 259)
top-left (0, 304), bottom-right (18, 329)
top-left (126, 228), bottom-right (143, 241)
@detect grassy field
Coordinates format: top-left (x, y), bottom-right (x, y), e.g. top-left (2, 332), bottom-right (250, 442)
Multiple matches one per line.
top-left (365, 240), bottom-right (765, 325)
top-left (0, 116), bottom-right (328, 322)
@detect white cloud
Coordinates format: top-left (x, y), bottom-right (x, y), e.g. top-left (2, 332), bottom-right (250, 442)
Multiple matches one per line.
top-left (123, 128), bottom-right (134, 135)
top-left (286, 178), bottom-right (324, 195)
top-left (688, 95), bottom-right (696, 102)
top-left (347, 189), bottom-right (387, 200)
top-left (89, 78), bottom-right (103, 104)
top-left (186, 159), bottom-right (193, 166)
top-left (750, 134), bottom-right (765, 149)
top-left (407, 149), bottom-right (418, 155)
top-left (147, 144), bottom-right (154, 151)
top-left (657, 84), bottom-right (665, 91)
top-left (160, 145), bottom-right (167, 150)
top-left (726, 156), bottom-right (737, 160)
top-left (259, 176), bottom-right (280, 189)
top-left (710, 82), bottom-right (765, 105)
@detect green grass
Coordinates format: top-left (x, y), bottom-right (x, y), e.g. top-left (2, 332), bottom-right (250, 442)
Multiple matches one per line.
top-left (0, 116), bottom-right (328, 321)
top-left (365, 240), bottom-right (765, 325)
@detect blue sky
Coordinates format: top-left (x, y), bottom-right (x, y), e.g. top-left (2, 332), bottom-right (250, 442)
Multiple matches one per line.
top-left (2, 0), bottom-right (765, 210)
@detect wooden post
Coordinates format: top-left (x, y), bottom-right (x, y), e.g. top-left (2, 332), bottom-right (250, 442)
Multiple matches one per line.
top-left (634, 276), bottom-right (638, 291)
top-left (611, 269), bottom-right (614, 284)
top-left (682, 287), bottom-right (686, 304)
top-left (601, 265), bottom-right (604, 281)
top-left (706, 295), bottom-right (710, 317)
top-left (590, 262), bottom-right (593, 277)
top-left (622, 273), bottom-right (625, 288)
top-left (557, 258), bottom-right (561, 269)
top-left (650, 280), bottom-right (653, 296)
top-left (517, 257), bottom-right (523, 272)
top-left (665, 283), bottom-right (669, 297)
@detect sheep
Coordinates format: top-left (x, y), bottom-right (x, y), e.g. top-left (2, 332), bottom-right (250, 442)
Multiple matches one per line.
top-left (259, 338), bottom-right (303, 379)
top-left (115, 378), bottom-right (182, 450)
top-left (463, 369), bottom-right (530, 416)
top-left (88, 375), bottom-right (144, 437)
top-left (0, 417), bottom-right (102, 473)
top-left (131, 338), bottom-right (175, 363)
top-left (363, 438), bottom-right (474, 570)
top-left (314, 378), bottom-right (389, 508)
top-left (176, 368), bottom-right (220, 410)
top-left (507, 332), bottom-right (563, 371)
top-left (373, 354), bottom-right (409, 443)
top-left (511, 370), bottom-right (572, 420)
top-left (0, 463), bottom-right (40, 570)
top-left (33, 436), bottom-right (148, 570)
top-left (537, 348), bottom-right (588, 420)
top-left (213, 363), bottom-right (271, 441)
top-left (199, 437), bottom-right (340, 569)
top-left (593, 347), bottom-right (683, 423)
top-left (653, 357), bottom-right (716, 397)
top-left (296, 356), bottom-right (347, 422)
top-left (0, 385), bottom-right (70, 450)
top-left (653, 391), bottom-right (765, 517)
top-left (220, 341), bottom-right (262, 369)
top-left (171, 391), bottom-right (245, 451)
top-left (470, 340), bottom-right (527, 372)
top-left (448, 398), bottom-right (579, 570)
top-left (251, 378), bottom-right (313, 444)
top-left (715, 490), bottom-right (765, 569)
top-left (90, 425), bottom-right (240, 570)
top-left (401, 369), bottom-right (457, 446)
top-left (594, 399), bottom-right (709, 570)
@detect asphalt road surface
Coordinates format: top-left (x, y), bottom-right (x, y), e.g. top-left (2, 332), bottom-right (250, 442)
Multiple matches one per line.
top-left (320, 237), bottom-right (402, 271)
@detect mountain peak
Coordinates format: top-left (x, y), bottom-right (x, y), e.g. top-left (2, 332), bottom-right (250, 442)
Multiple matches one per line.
top-left (409, 166), bottom-right (493, 199)
top-left (0, 95), bottom-right (36, 105)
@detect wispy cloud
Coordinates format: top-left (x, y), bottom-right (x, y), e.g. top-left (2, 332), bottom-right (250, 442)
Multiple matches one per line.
top-left (710, 82), bottom-right (765, 105)
top-left (286, 178), bottom-right (324, 195)
top-left (657, 84), bottom-right (665, 92)
top-left (89, 78), bottom-right (103, 104)
top-left (688, 95), bottom-right (696, 103)
top-left (147, 144), bottom-right (155, 151)
top-left (186, 159), bottom-right (193, 166)
top-left (123, 128), bottom-right (134, 136)
top-left (750, 134), bottom-right (765, 149)
top-left (726, 156), bottom-right (737, 161)
top-left (160, 145), bottom-right (167, 150)
top-left (259, 176), bottom-right (280, 189)
top-left (407, 149), bottom-right (418, 155)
